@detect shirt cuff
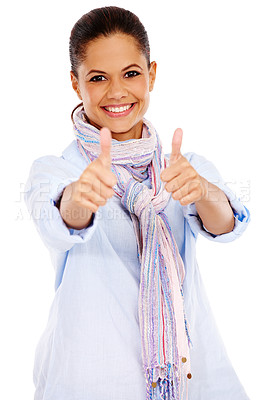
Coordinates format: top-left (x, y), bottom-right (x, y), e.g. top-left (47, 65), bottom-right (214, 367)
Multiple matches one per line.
top-left (69, 212), bottom-right (98, 239)
top-left (182, 182), bottom-right (250, 243)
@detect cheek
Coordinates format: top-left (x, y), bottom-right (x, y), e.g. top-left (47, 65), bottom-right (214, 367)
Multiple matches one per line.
top-left (80, 84), bottom-right (100, 105)
top-left (133, 79), bottom-right (150, 101)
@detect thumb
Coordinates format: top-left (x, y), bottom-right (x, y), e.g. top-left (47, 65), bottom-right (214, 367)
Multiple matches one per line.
top-left (169, 128), bottom-right (183, 165)
top-left (99, 127), bottom-right (112, 168)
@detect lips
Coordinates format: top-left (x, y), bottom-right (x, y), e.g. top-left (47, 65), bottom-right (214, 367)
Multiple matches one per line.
top-left (101, 103), bottom-right (136, 118)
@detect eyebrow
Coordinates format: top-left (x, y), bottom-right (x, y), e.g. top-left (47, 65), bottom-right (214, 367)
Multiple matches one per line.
top-left (86, 64), bottom-right (143, 76)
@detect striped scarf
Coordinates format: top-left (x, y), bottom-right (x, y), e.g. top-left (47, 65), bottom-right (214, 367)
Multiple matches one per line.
top-left (73, 105), bottom-right (192, 400)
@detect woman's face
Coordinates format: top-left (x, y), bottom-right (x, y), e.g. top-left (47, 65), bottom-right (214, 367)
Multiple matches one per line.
top-left (71, 33), bottom-right (157, 141)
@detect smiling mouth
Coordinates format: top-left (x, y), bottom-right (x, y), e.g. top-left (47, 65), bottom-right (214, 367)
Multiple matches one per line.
top-left (101, 103), bottom-right (136, 117)
top-left (102, 103), bottom-right (135, 113)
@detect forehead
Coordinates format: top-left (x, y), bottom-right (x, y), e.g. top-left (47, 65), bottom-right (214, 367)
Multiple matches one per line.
top-left (82, 33), bottom-right (146, 68)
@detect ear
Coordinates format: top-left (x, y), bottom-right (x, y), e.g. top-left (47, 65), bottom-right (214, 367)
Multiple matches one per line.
top-left (149, 61), bottom-right (157, 92)
top-left (70, 71), bottom-right (82, 100)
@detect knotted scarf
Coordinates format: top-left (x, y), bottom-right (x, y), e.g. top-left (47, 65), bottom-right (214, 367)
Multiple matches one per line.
top-left (72, 105), bottom-right (192, 399)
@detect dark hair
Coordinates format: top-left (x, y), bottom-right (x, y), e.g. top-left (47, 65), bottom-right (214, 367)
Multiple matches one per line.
top-left (69, 6), bottom-right (151, 78)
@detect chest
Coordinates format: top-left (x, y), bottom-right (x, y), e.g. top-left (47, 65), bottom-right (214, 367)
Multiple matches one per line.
top-left (97, 194), bottom-right (186, 259)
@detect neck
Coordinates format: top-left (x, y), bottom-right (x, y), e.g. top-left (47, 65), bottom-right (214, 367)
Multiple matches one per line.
top-left (111, 121), bottom-right (143, 141)
top-left (85, 115), bottom-right (143, 141)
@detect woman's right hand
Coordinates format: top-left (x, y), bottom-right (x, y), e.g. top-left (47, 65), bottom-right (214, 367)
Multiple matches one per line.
top-left (59, 127), bottom-right (117, 229)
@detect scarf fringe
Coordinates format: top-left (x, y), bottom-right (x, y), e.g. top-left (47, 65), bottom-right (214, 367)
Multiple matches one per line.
top-left (146, 362), bottom-right (190, 400)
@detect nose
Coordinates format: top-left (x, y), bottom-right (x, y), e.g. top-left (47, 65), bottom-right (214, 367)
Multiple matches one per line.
top-left (106, 77), bottom-right (128, 100)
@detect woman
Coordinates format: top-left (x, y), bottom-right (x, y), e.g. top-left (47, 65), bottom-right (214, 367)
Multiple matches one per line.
top-left (25, 6), bottom-right (250, 400)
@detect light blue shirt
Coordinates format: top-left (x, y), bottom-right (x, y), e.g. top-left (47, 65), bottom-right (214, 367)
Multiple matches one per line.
top-left (24, 139), bottom-right (250, 400)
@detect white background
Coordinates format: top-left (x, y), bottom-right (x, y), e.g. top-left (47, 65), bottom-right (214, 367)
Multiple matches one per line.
top-left (1, 0), bottom-right (265, 399)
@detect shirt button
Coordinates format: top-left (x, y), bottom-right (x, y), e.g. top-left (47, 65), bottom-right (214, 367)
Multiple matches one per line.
top-left (187, 373), bottom-right (192, 379)
top-left (152, 382), bottom-right (157, 388)
top-left (182, 357), bottom-right (187, 363)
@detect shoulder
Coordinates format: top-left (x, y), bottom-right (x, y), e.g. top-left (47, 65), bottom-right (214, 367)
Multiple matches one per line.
top-left (29, 140), bottom-right (87, 177)
top-left (165, 151), bottom-right (215, 170)
top-left (26, 140), bottom-right (87, 184)
top-left (165, 151), bottom-right (224, 185)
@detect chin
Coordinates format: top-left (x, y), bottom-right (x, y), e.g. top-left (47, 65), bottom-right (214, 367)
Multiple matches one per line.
top-left (110, 125), bottom-right (133, 134)
top-left (108, 121), bottom-right (135, 133)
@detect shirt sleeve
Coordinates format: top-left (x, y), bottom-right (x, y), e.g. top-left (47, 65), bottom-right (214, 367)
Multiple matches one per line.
top-left (179, 152), bottom-right (250, 242)
top-left (24, 155), bottom-right (99, 253)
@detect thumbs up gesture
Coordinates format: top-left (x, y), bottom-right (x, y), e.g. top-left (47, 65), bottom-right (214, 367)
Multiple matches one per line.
top-left (160, 128), bottom-right (207, 206)
top-left (74, 127), bottom-right (117, 212)
top-left (59, 127), bottom-right (117, 229)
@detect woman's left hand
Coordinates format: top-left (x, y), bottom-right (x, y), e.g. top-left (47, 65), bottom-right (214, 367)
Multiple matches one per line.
top-left (160, 128), bottom-right (208, 206)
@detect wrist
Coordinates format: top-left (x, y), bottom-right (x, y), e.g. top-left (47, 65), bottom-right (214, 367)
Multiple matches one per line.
top-left (59, 182), bottom-right (93, 229)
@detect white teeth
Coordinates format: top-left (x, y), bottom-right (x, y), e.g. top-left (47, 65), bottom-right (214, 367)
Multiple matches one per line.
top-left (105, 104), bottom-right (132, 113)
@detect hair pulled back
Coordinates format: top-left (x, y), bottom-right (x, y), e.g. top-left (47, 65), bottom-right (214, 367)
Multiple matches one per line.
top-left (69, 6), bottom-right (151, 78)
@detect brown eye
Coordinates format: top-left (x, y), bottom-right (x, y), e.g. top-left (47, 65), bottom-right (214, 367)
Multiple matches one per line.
top-left (125, 71), bottom-right (140, 78)
top-left (90, 75), bottom-right (106, 82)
